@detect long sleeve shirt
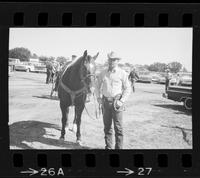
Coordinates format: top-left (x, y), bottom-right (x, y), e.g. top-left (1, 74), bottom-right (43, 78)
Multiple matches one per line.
top-left (95, 66), bottom-right (131, 103)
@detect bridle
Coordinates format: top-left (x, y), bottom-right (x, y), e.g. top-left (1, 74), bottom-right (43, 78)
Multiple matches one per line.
top-left (59, 58), bottom-right (96, 106)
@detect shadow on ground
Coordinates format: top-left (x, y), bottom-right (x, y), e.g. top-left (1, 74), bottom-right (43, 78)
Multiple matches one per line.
top-left (9, 121), bottom-right (90, 149)
top-left (153, 104), bottom-right (191, 115)
top-left (33, 95), bottom-right (59, 101)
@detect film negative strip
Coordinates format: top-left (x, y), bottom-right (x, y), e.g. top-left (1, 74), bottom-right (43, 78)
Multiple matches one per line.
top-left (0, 2), bottom-right (200, 178)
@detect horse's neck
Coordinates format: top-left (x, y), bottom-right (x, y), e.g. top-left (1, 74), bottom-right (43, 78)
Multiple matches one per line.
top-left (62, 64), bottom-right (84, 90)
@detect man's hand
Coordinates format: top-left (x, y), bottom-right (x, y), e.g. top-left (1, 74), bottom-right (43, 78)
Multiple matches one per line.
top-left (97, 97), bottom-right (102, 105)
top-left (115, 100), bottom-right (123, 107)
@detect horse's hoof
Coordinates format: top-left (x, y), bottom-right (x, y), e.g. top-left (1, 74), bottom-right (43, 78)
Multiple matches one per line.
top-left (76, 140), bottom-right (82, 146)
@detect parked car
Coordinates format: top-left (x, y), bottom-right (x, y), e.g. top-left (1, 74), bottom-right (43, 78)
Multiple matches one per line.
top-left (178, 73), bottom-right (192, 86)
top-left (15, 62), bottom-right (35, 72)
top-left (137, 71), bottom-right (152, 83)
top-left (151, 73), bottom-right (160, 83)
top-left (163, 85), bottom-right (192, 110)
top-left (158, 74), bottom-right (166, 84)
top-left (9, 58), bottom-right (21, 71)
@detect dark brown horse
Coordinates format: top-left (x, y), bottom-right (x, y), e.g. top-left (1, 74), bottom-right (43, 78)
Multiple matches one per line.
top-left (58, 50), bottom-right (99, 145)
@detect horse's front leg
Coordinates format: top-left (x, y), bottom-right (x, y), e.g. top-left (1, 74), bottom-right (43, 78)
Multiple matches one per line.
top-left (75, 105), bottom-right (84, 145)
top-left (70, 107), bottom-right (77, 133)
top-left (60, 105), bottom-right (69, 140)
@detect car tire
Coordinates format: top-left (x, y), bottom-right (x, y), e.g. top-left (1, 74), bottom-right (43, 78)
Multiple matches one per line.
top-left (184, 97), bottom-right (192, 110)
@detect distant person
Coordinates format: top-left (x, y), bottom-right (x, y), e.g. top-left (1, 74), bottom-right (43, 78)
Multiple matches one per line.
top-left (165, 69), bottom-right (172, 92)
top-left (50, 62), bottom-right (56, 83)
top-left (46, 61), bottom-right (53, 84)
top-left (128, 67), bottom-right (139, 92)
top-left (176, 73), bottom-right (181, 86)
top-left (54, 63), bottom-right (64, 92)
top-left (71, 55), bottom-right (77, 61)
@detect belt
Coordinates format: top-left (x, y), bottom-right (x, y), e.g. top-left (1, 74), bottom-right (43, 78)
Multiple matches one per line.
top-left (103, 96), bottom-right (115, 102)
top-left (103, 94), bottom-right (122, 102)
top-left (103, 94), bottom-right (124, 112)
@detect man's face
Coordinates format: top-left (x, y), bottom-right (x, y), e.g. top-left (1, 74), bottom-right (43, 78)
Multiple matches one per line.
top-left (108, 58), bottom-right (119, 69)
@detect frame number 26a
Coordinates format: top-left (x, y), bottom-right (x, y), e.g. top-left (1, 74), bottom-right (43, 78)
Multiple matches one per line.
top-left (40, 168), bottom-right (64, 176)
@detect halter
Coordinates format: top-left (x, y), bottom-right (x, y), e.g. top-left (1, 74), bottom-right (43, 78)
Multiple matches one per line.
top-left (59, 59), bottom-right (96, 106)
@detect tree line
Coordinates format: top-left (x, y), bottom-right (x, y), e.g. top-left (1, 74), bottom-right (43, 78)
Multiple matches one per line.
top-left (121, 61), bottom-right (187, 73)
top-left (9, 47), bottom-right (188, 73)
top-left (139, 62), bottom-right (187, 73)
top-left (9, 47), bottom-right (69, 64)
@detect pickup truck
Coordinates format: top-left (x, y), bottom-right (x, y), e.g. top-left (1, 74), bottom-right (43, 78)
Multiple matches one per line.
top-left (163, 85), bottom-right (192, 110)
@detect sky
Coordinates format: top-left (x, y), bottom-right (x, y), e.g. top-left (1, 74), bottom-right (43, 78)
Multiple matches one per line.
top-left (9, 28), bottom-right (193, 72)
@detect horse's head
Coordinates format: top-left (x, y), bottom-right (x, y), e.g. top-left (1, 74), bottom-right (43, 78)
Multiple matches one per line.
top-left (80, 50), bottom-right (99, 94)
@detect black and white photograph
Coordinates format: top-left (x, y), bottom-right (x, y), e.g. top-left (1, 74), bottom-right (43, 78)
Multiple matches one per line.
top-left (9, 28), bottom-right (192, 149)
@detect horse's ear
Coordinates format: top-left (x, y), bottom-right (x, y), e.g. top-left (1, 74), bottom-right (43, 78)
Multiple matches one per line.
top-left (83, 50), bottom-right (87, 58)
top-left (93, 52), bottom-right (99, 60)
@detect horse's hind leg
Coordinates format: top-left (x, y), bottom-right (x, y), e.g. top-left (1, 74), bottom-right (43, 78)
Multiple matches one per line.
top-left (60, 103), bottom-right (69, 140)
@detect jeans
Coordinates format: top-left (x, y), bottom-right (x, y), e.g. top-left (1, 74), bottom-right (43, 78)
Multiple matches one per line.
top-left (102, 97), bottom-right (123, 149)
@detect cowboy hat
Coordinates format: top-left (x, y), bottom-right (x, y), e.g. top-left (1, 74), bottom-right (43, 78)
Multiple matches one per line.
top-left (107, 51), bottom-right (121, 60)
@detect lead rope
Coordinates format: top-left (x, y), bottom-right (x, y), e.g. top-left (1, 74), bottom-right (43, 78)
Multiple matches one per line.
top-left (83, 92), bottom-right (99, 120)
top-left (93, 92), bottom-right (100, 119)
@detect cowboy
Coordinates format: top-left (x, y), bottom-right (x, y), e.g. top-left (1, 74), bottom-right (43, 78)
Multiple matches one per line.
top-left (128, 67), bottom-right (139, 92)
top-left (95, 51), bottom-right (131, 149)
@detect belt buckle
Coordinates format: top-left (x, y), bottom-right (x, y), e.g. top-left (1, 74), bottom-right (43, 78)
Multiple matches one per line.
top-left (103, 96), bottom-right (113, 102)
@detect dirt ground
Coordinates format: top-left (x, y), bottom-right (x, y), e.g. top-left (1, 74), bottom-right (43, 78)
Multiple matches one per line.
top-left (9, 71), bottom-right (192, 149)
